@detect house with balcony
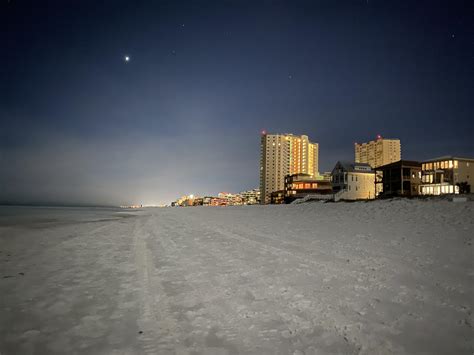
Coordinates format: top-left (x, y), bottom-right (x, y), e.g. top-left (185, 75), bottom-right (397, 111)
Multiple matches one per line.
top-left (376, 160), bottom-right (422, 197)
top-left (284, 173), bottom-right (332, 203)
top-left (420, 156), bottom-right (473, 195)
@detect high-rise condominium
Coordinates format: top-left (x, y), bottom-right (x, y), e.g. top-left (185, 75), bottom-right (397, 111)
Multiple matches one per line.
top-left (260, 132), bottom-right (319, 204)
top-left (354, 135), bottom-right (401, 168)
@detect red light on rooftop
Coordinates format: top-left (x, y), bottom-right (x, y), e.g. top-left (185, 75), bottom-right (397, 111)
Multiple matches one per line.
top-left (261, 130), bottom-right (267, 135)
top-left (376, 134), bottom-right (382, 140)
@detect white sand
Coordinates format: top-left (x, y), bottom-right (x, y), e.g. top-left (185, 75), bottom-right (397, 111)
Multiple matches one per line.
top-left (0, 200), bottom-right (473, 354)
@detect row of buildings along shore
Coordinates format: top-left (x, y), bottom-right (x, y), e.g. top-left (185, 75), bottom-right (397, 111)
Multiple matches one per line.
top-left (171, 132), bottom-right (473, 206)
top-left (261, 132), bottom-right (473, 204)
top-left (171, 190), bottom-right (260, 207)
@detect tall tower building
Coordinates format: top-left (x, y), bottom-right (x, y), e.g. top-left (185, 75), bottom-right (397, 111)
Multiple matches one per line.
top-left (354, 135), bottom-right (401, 168)
top-left (260, 132), bottom-right (319, 204)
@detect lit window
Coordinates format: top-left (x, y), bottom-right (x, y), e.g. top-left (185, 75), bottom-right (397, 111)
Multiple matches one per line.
top-left (454, 160), bottom-right (458, 168)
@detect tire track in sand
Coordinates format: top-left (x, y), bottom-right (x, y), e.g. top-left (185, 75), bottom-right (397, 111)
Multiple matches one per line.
top-left (132, 213), bottom-right (185, 354)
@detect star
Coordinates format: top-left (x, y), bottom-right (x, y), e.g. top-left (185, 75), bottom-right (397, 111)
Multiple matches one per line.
top-left (288, 74), bottom-right (293, 79)
top-left (124, 55), bottom-right (130, 62)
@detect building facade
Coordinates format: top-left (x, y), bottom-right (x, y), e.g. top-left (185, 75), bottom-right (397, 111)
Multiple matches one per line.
top-left (319, 172), bottom-right (332, 182)
top-left (355, 135), bottom-right (401, 168)
top-left (270, 190), bottom-right (285, 204)
top-left (284, 173), bottom-right (332, 203)
top-left (210, 197), bottom-right (228, 206)
top-left (420, 156), bottom-right (474, 195)
top-left (376, 160), bottom-right (421, 197)
top-left (217, 192), bottom-right (243, 206)
top-left (331, 161), bottom-right (375, 200)
top-left (260, 132), bottom-right (319, 204)
top-left (240, 189), bottom-right (260, 205)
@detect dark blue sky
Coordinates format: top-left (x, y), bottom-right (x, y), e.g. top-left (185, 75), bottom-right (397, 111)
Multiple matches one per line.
top-left (1, 0), bottom-right (473, 205)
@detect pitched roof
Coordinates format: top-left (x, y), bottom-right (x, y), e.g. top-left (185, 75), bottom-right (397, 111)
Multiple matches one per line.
top-left (333, 161), bottom-right (374, 173)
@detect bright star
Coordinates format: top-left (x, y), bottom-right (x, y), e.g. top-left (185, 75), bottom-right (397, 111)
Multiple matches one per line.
top-left (124, 55), bottom-right (130, 62)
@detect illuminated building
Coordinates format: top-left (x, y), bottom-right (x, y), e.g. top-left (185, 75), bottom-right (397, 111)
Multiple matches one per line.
top-left (375, 160), bottom-right (421, 197)
top-left (239, 189), bottom-right (260, 205)
top-left (193, 197), bottom-right (204, 206)
top-left (355, 135), bottom-right (401, 168)
top-left (270, 190), bottom-right (285, 204)
top-left (319, 172), bottom-right (332, 182)
top-left (210, 197), bottom-right (228, 206)
top-left (218, 192), bottom-right (243, 206)
top-left (331, 161), bottom-right (375, 200)
top-left (260, 132), bottom-right (319, 204)
top-left (173, 195), bottom-right (198, 207)
top-left (284, 173), bottom-right (332, 203)
top-left (420, 156), bottom-right (474, 195)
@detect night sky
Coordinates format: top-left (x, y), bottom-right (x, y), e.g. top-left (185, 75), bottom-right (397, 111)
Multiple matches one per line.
top-left (1, 0), bottom-right (473, 206)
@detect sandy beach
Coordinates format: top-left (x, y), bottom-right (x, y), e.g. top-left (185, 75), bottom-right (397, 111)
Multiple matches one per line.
top-left (0, 200), bottom-right (473, 354)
